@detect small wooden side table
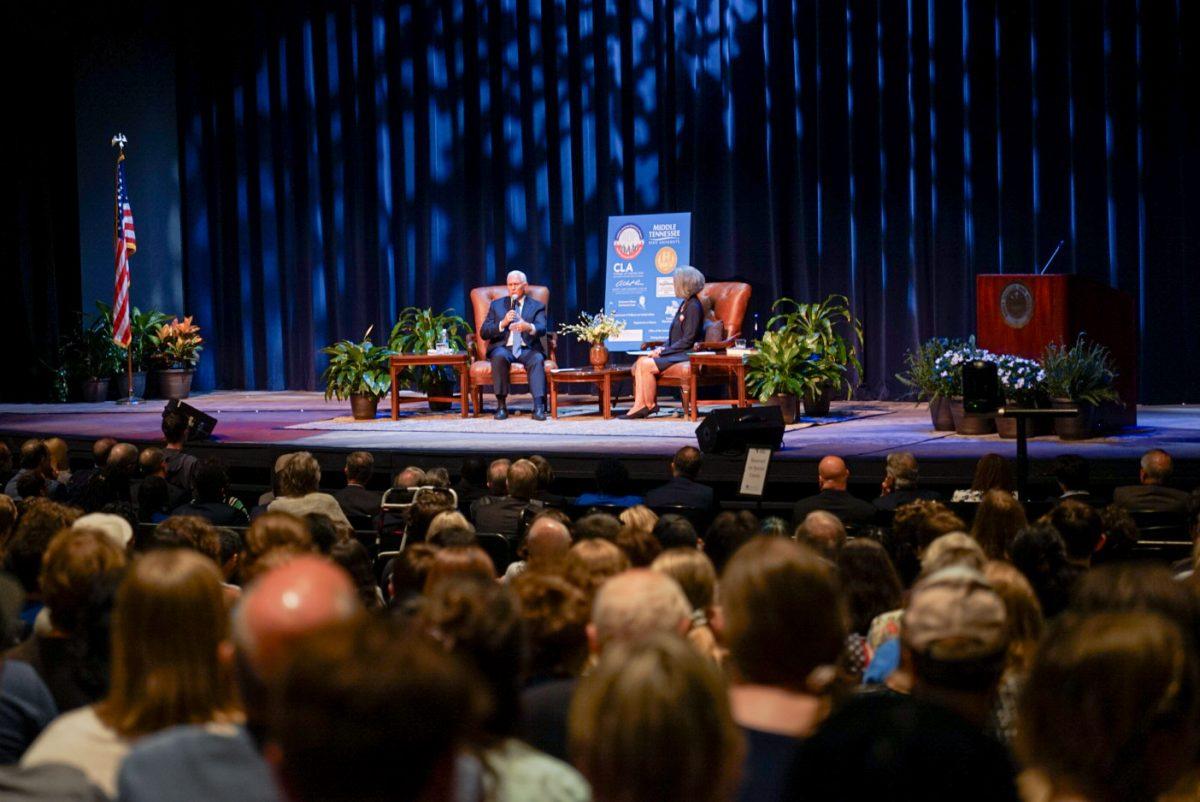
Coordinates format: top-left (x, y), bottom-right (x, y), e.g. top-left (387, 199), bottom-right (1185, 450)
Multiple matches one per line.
top-left (684, 352), bottom-right (750, 422)
top-left (389, 353), bottom-right (472, 419)
top-left (548, 367), bottom-right (632, 420)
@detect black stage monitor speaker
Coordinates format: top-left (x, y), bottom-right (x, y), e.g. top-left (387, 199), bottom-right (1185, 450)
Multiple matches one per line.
top-left (163, 399), bottom-right (218, 441)
top-left (695, 405), bottom-right (785, 455)
top-left (962, 360), bottom-right (1002, 414)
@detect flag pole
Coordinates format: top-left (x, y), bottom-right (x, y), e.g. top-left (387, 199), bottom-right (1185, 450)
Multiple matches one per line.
top-left (112, 133), bottom-right (142, 406)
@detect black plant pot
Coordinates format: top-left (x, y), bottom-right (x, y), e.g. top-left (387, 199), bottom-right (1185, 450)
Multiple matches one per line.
top-left (802, 386), bottom-right (833, 418)
top-left (764, 394), bottom-right (799, 425)
top-left (80, 379), bottom-right (110, 403)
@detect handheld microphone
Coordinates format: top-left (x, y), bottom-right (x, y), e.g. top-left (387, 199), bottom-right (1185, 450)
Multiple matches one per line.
top-left (1038, 239), bottom-right (1066, 275)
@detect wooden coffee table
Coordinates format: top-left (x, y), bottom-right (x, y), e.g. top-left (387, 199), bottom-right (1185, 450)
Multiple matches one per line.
top-left (389, 353), bottom-right (472, 419)
top-left (684, 352), bottom-right (751, 421)
top-left (548, 367), bottom-right (632, 420)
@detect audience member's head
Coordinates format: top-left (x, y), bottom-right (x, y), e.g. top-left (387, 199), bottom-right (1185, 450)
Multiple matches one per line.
top-left (277, 452), bottom-right (321, 498)
top-left (268, 453), bottom-right (293, 496)
top-left (527, 454), bottom-right (555, 494)
top-left (759, 516), bottom-right (790, 538)
top-left (426, 511), bottom-right (475, 544)
top-left (73, 512), bottom-right (134, 552)
top-left (570, 633), bottom-right (742, 802)
top-left (651, 548), bottom-right (717, 615)
top-left (969, 453), bottom-right (1014, 493)
top-left (1009, 523), bottom-right (1075, 619)
top-left (136, 476), bottom-right (172, 524)
top-left (722, 537), bottom-right (845, 692)
top-left (392, 465), bottom-right (428, 491)
top-left (343, 451), bottom-right (374, 486)
top-left (0, 441), bottom-right (10, 475)
top-left (153, 515), bottom-right (221, 563)
top-left (16, 470), bottom-right (47, 500)
top-left (161, 409), bottom-right (190, 447)
top-left (512, 572), bottom-right (590, 679)
top-left (18, 439), bottom-right (51, 475)
top-left (890, 500), bottom-right (967, 586)
top-left (1139, 448), bottom-right (1174, 486)
top-left (1095, 504), bottom-right (1139, 564)
top-left (40, 527), bottom-right (128, 635)
top-left (574, 512), bottom-right (621, 542)
top-left (836, 538), bottom-right (903, 636)
top-left (408, 489), bottom-right (457, 542)
top-left (817, 455), bottom-right (851, 492)
top-left (614, 526), bottom-right (663, 568)
top-left (593, 458), bottom-right (631, 498)
top-left (671, 446), bottom-right (703, 480)
top-left (589, 569), bottom-right (691, 654)
top-left (920, 532), bottom-right (986, 575)
top-left (883, 451), bottom-right (920, 492)
top-left (44, 437), bottom-right (69, 475)
top-left (793, 510), bottom-right (846, 560)
top-left (192, 458), bottom-right (230, 504)
top-left (302, 513), bottom-right (339, 555)
top-left (97, 549), bottom-right (236, 737)
top-left (5, 499), bottom-right (82, 594)
top-left (423, 466), bottom-right (451, 489)
top-left (458, 456), bottom-right (487, 488)
top-left (389, 543), bottom-right (439, 603)
top-left (138, 447), bottom-right (167, 478)
top-left (1069, 562), bottom-right (1200, 647)
top-left (703, 510), bottom-right (757, 573)
top-left (241, 513), bottom-right (314, 581)
top-left (271, 617), bottom-right (479, 802)
top-left (564, 539), bottom-right (630, 599)
top-left (618, 505), bottom-right (658, 536)
top-left (217, 527), bottom-right (242, 581)
top-left (0, 495), bottom-right (18, 556)
top-left (969, 489), bottom-right (1027, 560)
top-left (982, 561), bottom-right (1043, 675)
top-left (1018, 611), bottom-right (1199, 802)
top-left (1050, 454), bottom-right (1090, 493)
top-left (1046, 498), bottom-right (1104, 564)
top-left (423, 546), bottom-right (495, 591)
top-left (652, 514), bottom-right (700, 550)
top-left (523, 515), bottom-right (572, 573)
top-left (91, 437), bottom-right (117, 468)
top-left (484, 459), bottom-right (510, 496)
top-left (330, 539), bottom-right (380, 610)
top-left (501, 459), bottom-right (538, 502)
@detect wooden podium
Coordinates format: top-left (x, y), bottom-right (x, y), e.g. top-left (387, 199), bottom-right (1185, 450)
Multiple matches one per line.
top-left (976, 274), bottom-right (1137, 427)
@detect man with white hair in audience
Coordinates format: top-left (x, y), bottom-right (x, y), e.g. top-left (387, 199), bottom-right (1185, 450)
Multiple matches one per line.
top-left (479, 270), bottom-right (549, 421)
top-left (873, 451), bottom-right (941, 512)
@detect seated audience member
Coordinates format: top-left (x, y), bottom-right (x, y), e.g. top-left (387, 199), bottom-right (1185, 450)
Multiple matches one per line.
top-left (269, 617), bottom-right (480, 802)
top-left (644, 446), bottom-right (715, 511)
top-left (417, 578), bottom-right (589, 799)
top-left (570, 634), bottom-right (742, 802)
top-left (0, 574), bottom-right (58, 764)
top-left (469, 459), bottom-right (508, 509)
top-left (332, 450), bottom-right (381, 521)
top-left (423, 466), bottom-right (451, 489)
top-left (1009, 523), bottom-right (1076, 619)
top-left (792, 456), bottom-right (875, 527)
top-left (5, 440), bottom-right (65, 502)
top-left (883, 500), bottom-right (968, 589)
top-left (302, 513), bottom-right (340, 555)
top-left (240, 513), bottom-right (315, 583)
top-left (0, 495), bottom-right (17, 558)
top-left (575, 458), bottom-right (644, 508)
top-left (873, 451), bottom-right (941, 512)
top-left (970, 489), bottom-right (1028, 559)
top-left (330, 539), bottom-right (383, 609)
top-left (266, 452), bottom-right (351, 529)
top-left (563, 539), bottom-right (629, 599)
top-left (793, 511), bottom-right (846, 561)
top-left (982, 561), bottom-right (1043, 747)
top-left (1112, 448), bottom-right (1191, 516)
top-left (77, 442), bottom-right (139, 513)
top-left (117, 555), bottom-right (362, 802)
top-left (514, 573), bottom-right (590, 761)
top-left (135, 476), bottom-right (174, 524)
top-left (425, 511), bottom-right (476, 545)
top-left (1017, 611), bottom-right (1199, 802)
top-left (588, 569), bottom-right (692, 652)
top-left (135, 447), bottom-right (189, 511)
top-left (952, 453), bottom-right (1015, 503)
top-left (791, 567), bottom-right (1016, 802)
top-left (65, 437), bottom-right (117, 504)
top-left (1048, 454), bottom-right (1096, 503)
top-left (4, 500), bottom-right (82, 634)
top-left (614, 524), bottom-right (662, 568)
top-left (836, 539), bottom-right (904, 678)
top-left (528, 455), bottom-right (567, 508)
top-left (0, 440), bottom-right (11, 488)
top-left (1095, 504), bottom-right (1140, 565)
top-left (651, 548), bottom-right (724, 666)
top-left (388, 543), bottom-right (439, 609)
top-left (152, 516), bottom-right (222, 565)
top-left (703, 511), bottom-right (758, 574)
top-left (405, 489), bottom-right (458, 544)
top-left (722, 537), bottom-right (846, 802)
top-left (573, 512), bottom-right (621, 542)
top-left (160, 410), bottom-right (199, 494)
top-left (43, 438), bottom-right (70, 485)
top-left (453, 456), bottom-right (490, 510)
top-left (5, 528), bottom-right (126, 712)
top-left (503, 514), bottom-right (572, 582)
top-left (618, 504), bottom-right (658, 537)
top-left (423, 546), bottom-right (496, 591)
top-left (15, 471), bottom-right (47, 501)
top-left (472, 459), bottom-right (543, 540)
top-left (216, 527), bottom-right (243, 586)
top-left (653, 513), bottom-right (701, 550)
top-left (172, 458), bottom-right (249, 527)
top-left (1045, 498), bottom-right (1104, 574)
top-left (254, 453), bottom-right (295, 510)
top-left (21, 550), bottom-right (238, 796)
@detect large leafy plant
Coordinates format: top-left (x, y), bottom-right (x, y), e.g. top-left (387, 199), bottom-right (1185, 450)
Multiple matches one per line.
top-left (896, 337), bottom-right (971, 401)
top-left (321, 327), bottom-right (396, 400)
top-left (745, 330), bottom-right (844, 402)
top-left (388, 307), bottom-right (470, 391)
top-left (59, 312), bottom-right (123, 382)
top-left (766, 295), bottom-right (863, 399)
top-left (1040, 334), bottom-right (1120, 406)
top-left (149, 317), bottom-right (204, 368)
top-left (94, 302), bottom-right (172, 371)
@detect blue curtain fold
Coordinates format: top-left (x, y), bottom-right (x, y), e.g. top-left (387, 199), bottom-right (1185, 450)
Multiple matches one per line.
top-left (177, 0), bottom-right (1200, 402)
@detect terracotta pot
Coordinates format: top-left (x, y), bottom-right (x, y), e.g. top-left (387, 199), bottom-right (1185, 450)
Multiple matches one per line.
top-left (589, 343), bottom-right (610, 369)
top-left (350, 393), bottom-right (381, 420)
top-left (80, 379), bottom-right (110, 403)
top-left (1053, 397), bottom-right (1095, 440)
top-left (802, 385), bottom-right (832, 418)
top-left (928, 396), bottom-right (955, 431)
top-left (114, 371), bottom-right (147, 399)
top-left (155, 369), bottom-right (193, 400)
top-left (949, 396), bottom-right (995, 436)
top-left (764, 394), bottom-right (799, 425)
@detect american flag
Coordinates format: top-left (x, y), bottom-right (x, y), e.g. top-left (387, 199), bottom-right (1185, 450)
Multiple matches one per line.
top-left (112, 150), bottom-right (137, 347)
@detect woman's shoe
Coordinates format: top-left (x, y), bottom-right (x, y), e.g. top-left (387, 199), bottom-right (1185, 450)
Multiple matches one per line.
top-left (621, 407), bottom-right (651, 420)
top-left (646, 405), bottom-right (661, 417)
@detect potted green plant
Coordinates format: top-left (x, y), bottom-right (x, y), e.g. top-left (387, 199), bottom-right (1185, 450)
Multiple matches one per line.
top-left (896, 337), bottom-right (969, 431)
top-left (558, 310), bottom-right (626, 368)
top-left (766, 295), bottom-right (863, 416)
top-left (745, 330), bottom-right (845, 423)
top-left (388, 307), bottom-right (470, 411)
top-left (59, 315), bottom-right (123, 402)
top-left (148, 316), bottom-right (204, 399)
top-left (931, 339), bottom-right (998, 435)
top-left (321, 327), bottom-right (396, 419)
top-left (1040, 335), bottom-right (1120, 439)
top-left (993, 354), bottom-right (1048, 438)
top-left (95, 302), bottom-right (172, 398)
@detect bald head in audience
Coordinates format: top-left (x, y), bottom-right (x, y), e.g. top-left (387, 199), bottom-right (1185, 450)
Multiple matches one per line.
top-left (525, 515), bottom-right (572, 571)
top-left (794, 511), bottom-right (847, 560)
top-left (1140, 449), bottom-right (1174, 485)
top-left (588, 569), bottom-right (691, 655)
top-left (817, 456), bottom-right (851, 491)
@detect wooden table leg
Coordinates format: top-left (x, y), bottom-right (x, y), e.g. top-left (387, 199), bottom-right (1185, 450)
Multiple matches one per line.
top-left (601, 375), bottom-right (612, 420)
top-left (459, 365), bottom-right (470, 418)
top-left (390, 364), bottom-right (399, 420)
top-left (688, 372), bottom-right (698, 422)
top-left (736, 365), bottom-right (747, 407)
top-left (550, 380), bottom-right (559, 419)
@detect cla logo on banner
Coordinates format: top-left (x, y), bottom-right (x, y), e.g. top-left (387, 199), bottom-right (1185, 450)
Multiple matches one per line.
top-left (613, 224), bottom-right (645, 260)
top-left (654, 246), bottom-right (678, 274)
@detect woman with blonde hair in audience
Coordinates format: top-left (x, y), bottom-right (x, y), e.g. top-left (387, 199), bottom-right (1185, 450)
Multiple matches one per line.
top-left (570, 632), bottom-right (742, 802)
top-left (721, 536), bottom-right (846, 801)
top-left (22, 549), bottom-right (239, 795)
top-left (425, 510), bottom-right (474, 543)
top-left (563, 538), bottom-right (629, 600)
top-left (971, 489), bottom-right (1028, 560)
top-left (618, 504), bottom-right (658, 536)
top-left (651, 548), bottom-right (725, 667)
top-left (266, 451), bottom-right (351, 528)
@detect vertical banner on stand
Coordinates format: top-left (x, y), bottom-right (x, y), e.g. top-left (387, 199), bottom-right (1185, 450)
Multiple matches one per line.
top-left (603, 212), bottom-right (692, 352)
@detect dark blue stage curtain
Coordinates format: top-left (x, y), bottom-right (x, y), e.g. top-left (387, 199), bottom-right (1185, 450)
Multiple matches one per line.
top-left (177, 0), bottom-right (1200, 402)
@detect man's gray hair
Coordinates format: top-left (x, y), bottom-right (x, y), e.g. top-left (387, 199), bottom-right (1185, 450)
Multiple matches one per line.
top-left (506, 270), bottom-right (528, 284)
top-left (591, 569), bottom-right (691, 650)
top-left (885, 451), bottom-right (920, 490)
top-left (672, 266), bottom-right (706, 298)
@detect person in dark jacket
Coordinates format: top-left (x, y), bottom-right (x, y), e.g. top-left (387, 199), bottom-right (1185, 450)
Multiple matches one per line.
top-left (792, 455), bottom-right (875, 527)
top-left (332, 451), bottom-right (381, 521)
top-left (623, 266), bottom-right (706, 420)
top-left (644, 446), bottom-right (714, 511)
top-left (172, 458), bottom-right (249, 526)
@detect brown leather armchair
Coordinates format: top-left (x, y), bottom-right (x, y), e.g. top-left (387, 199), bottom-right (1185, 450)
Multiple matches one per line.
top-left (649, 281), bottom-right (751, 412)
top-left (468, 285), bottom-right (558, 416)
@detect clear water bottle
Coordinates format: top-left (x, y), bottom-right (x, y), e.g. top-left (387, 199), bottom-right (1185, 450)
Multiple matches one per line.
top-left (437, 327), bottom-right (449, 353)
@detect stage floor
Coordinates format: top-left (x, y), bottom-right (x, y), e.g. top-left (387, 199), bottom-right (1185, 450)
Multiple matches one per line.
top-left (2, 391), bottom-right (1198, 486)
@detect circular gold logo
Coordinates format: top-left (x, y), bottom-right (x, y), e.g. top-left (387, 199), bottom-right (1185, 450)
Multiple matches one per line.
top-left (1000, 282), bottom-right (1034, 329)
top-left (654, 247), bottom-right (678, 274)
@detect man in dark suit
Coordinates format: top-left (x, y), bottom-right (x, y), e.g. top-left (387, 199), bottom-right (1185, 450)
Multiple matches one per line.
top-left (1047, 454), bottom-right (1101, 505)
top-left (644, 446), bottom-right (714, 511)
top-left (793, 455), bottom-right (876, 527)
top-left (479, 270), bottom-right (549, 421)
top-left (333, 451), bottom-right (381, 521)
top-left (1113, 449), bottom-right (1191, 516)
top-left (471, 459), bottom-right (543, 540)
top-left (873, 451), bottom-right (942, 512)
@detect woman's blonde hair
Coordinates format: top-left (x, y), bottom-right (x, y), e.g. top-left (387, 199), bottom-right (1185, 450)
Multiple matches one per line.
top-left (651, 548), bottom-right (716, 612)
top-left (983, 561), bottom-right (1043, 673)
top-left (97, 549), bottom-right (237, 737)
top-left (618, 505), bottom-right (658, 537)
top-left (426, 511), bottom-right (474, 542)
top-left (277, 451), bottom-right (321, 497)
top-left (564, 539), bottom-right (629, 599)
